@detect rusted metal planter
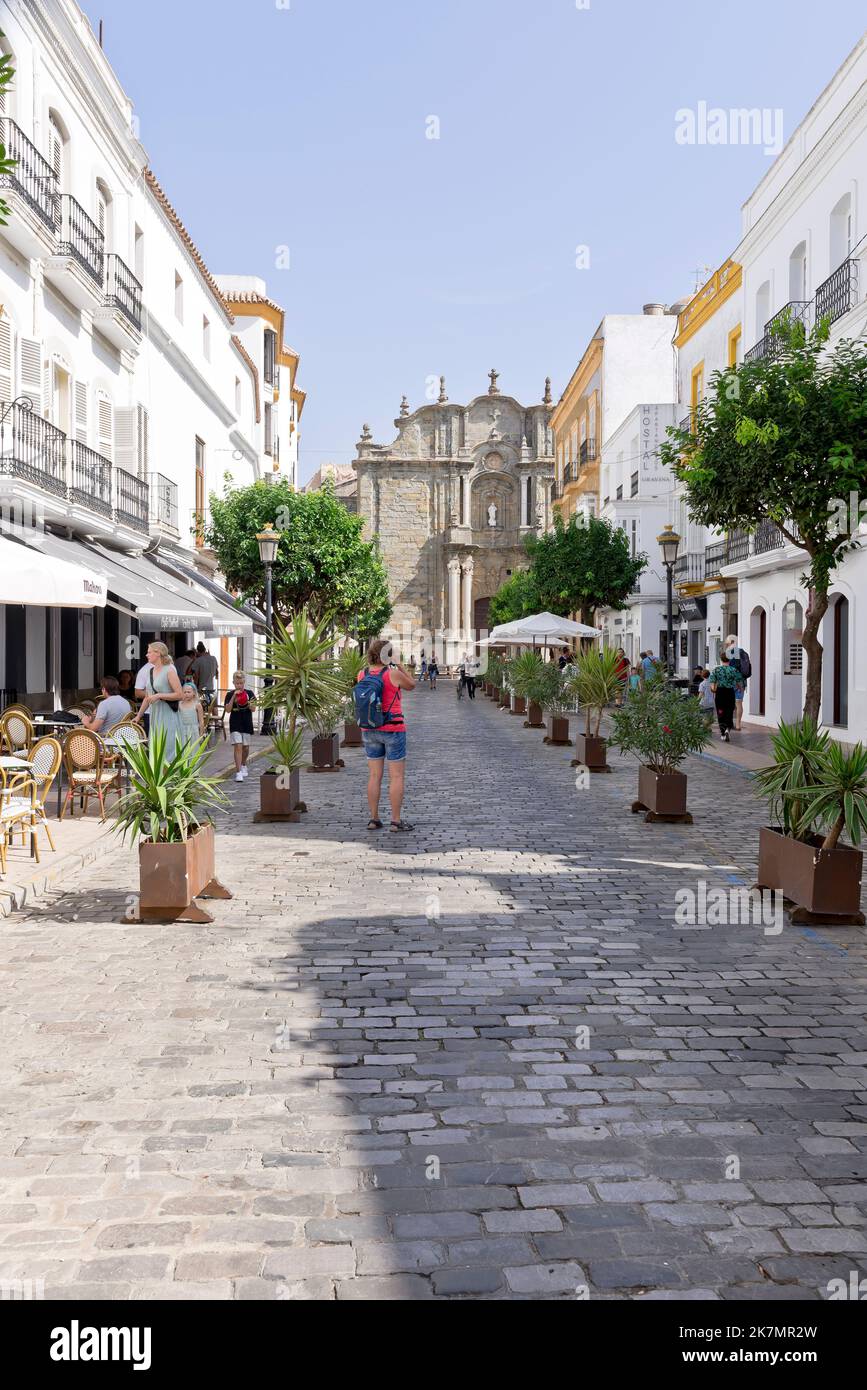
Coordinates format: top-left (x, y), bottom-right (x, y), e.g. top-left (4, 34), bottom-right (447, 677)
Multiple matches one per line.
top-left (510, 694), bottom-right (527, 717)
top-left (342, 720), bottom-right (363, 748)
top-left (524, 700), bottom-right (544, 728)
top-left (573, 732), bottom-right (609, 772)
top-left (310, 733), bottom-right (342, 770)
top-left (632, 765), bottom-right (692, 823)
top-left (254, 768), bottom-right (306, 823)
top-left (499, 688), bottom-right (511, 708)
top-left (758, 827), bottom-right (865, 924)
top-left (543, 714), bottom-right (572, 746)
top-left (138, 824), bottom-right (231, 923)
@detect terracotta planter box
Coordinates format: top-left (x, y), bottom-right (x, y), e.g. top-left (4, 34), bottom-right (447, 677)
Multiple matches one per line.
top-left (525, 700), bottom-right (544, 727)
top-left (544, 714), bottom-right (572, 746)
top-left (638, 765), bottom-right (688, 817)
top-left (311, 733), bottom-right (340, 768)
top-left (756, 826), bottom-right (786, 893)
top-left (342, 720), bottom-right (363, 748)
top-left (138, 823), bottom-right (230, 922)
top-left (575, 732), bottom-right (608, 770)
top-left (259, 768), bottom-right (301, 816)
top-left (771, 828), bottom-right (864, 921)
top-left (510, 694), bottom-right (527, 717)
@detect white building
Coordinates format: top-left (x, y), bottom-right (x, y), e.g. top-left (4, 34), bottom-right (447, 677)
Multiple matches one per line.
top-left (597, 401), bottom-right (680, 664)
top-left (721, 34), bottom-right (867, 739)
top-left (0, 0), bottom-right (303, 708)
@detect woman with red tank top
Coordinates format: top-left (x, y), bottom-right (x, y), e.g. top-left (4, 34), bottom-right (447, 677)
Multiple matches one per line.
top-left (357, 637), bottom-right (417, 832)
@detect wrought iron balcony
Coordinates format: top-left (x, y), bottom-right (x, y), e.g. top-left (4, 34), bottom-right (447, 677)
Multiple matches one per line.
top-left (55, 194), bottom-right (104, 285)
top-left (104, 253), bottom-right (142, 331)
top-left (727, 529), bottom-right (750, 564)
top-left (69, 440), bottom-right (112, 517)
top-left (115, 466), bottom-right (149, 532)
top-left (704, 539), bottom-right (729, 576)
top-left (674, 552), bottom-right (706, 585)
top-left (580, 439), bottom-right (597, 466)
top-left (754, 518), bottom-right (785, 555)
top-left (815, 257), bottom-right (860, 327)
top-left (0, 399), bottom-right (67, 499)
top-left (0, 118), bottom-right (58, 229)
top-left (744, 335), bottom-right (770, 363)
top-left (148, 472), bottom-right (179, 532)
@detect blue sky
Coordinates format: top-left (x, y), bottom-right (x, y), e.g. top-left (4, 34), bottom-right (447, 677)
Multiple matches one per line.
top-left (81, 0), bottom-right (866, 482)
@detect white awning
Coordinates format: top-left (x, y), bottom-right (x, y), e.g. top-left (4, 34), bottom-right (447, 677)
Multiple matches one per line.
top-left (80, 541), bottom-right (214, 632)
top-left (0, 534), bottom-right (107, 608)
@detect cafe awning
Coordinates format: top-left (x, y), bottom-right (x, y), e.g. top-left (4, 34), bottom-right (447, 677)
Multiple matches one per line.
top-left (78, 541), bottom-right (214, 632)
top-left (150, 553), bottom-right (258, 637)
top-left (0, 533), bottom-right (107, 608)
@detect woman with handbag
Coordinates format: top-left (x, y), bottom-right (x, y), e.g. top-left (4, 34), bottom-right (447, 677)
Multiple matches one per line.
top-left (134, 641), bottom-right (182, 756)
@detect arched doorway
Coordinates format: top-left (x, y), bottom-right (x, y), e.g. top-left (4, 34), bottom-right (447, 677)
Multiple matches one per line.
top-left (830, 594), bottom-right (849, 727)
top-left (749, 605), bottom-right (767, 716)
top-left (780, 599), bottom-right (804, 723)
top-left (474, 596), bottom-right (491, 643)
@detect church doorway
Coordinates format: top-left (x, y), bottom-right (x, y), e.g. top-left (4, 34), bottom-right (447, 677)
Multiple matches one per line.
top-left (474, 596), bottom-right (491, 644)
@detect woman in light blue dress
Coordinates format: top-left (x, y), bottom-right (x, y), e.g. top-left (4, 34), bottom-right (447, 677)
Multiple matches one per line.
top-left (137, 641), bottom-right (182, 757)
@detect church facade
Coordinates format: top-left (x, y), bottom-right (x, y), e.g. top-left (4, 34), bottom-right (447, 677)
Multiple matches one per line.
top-left (353, 372), bottom-right (556, 654)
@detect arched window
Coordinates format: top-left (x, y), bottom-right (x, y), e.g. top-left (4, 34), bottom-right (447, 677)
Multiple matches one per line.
top-left (0, 37), bottom-right (15, 119)
top-left (829, 193), bottom-right (854, 272)
top-left (755, 280), bottom-right (771, 337)
top-left (788, 241), bottom-right (808, 302)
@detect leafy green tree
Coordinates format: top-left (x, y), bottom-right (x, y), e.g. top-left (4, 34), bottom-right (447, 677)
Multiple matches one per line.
top-left (524, 514), bottom-right (646, 626)
top-left (205, 478), bottom-right (392, 638)
top-left (488, 567), bottom-right (542, 627)
top-left (0, 43), bottom-right (17, 225)
top-left (660, 319), bottom-right (867, 724)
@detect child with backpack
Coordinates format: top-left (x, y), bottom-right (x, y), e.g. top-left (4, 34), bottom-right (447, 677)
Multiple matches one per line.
top-left (353, 638), bottom-right (417, 832)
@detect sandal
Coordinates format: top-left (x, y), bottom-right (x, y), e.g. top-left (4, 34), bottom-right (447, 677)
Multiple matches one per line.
top-left (390, 820), bottom-right (414, 832)
top-left (367, 818), bottom-right (383, 830)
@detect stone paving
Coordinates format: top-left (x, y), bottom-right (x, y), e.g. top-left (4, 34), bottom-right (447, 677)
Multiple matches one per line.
top-left (0, 682), bottom-right (866, 1301)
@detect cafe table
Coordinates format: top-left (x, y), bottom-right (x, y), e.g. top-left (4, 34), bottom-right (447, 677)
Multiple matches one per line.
top-left (0, 754), bottom-right (37, 858)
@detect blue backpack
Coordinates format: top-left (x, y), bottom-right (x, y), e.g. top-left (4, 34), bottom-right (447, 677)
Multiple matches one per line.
top-left (353, 667), bottom-right (400, 730)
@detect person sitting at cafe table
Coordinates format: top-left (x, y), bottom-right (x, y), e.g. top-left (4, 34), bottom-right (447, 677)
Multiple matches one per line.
top-left (82, 676), bottom-right (132, 734)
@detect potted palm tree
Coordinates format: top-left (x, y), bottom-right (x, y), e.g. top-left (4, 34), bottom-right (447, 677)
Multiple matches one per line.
top-left (509, 651), bottom-right (544, 719)
top-left (338, 647), bottom-right (366, 748)
top-left (753, 719), bottom-right (829, 894)
top-left (755, 724), bottom-right (866, 923)
top-left (256, 723), bottom-right (307, 822)
top-left (256, 609), bottom-right (343, 805)
top-left (540, 665), bottom-right (573, 747)
top-left (608, 673), bottom-right (711, 821)
top-left (114, 729), bottom-right (229, 923)
top-left (568, 648), bottom-right (623, 772)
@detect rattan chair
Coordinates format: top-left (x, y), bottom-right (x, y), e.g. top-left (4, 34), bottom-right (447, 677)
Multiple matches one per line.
top-left (205, 694), bottom-right (226, 741)
top-left (0, 766), bottom-right (39, 872)
top-left (59, 729), bottom-right (118, 821)
top-left (0, 709), bottom-right (34, 757)
top-left (1, 703), bottom-right (33, 719)
top-left (66, 707), bottom-right (87, 723)
top-left (4, 737), bottom-right (60, 859)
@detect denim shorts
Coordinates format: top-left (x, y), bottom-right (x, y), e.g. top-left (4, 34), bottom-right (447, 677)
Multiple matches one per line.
top-left (362, 729), bottom-right (407, 762)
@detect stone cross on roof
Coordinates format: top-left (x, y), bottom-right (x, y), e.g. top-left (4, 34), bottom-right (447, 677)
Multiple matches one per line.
top-left (488, 369), bottom-right (500, 395)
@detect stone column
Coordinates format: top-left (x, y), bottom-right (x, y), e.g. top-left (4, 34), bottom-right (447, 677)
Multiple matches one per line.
top-left (448, 557), bottom-right (461, 636)
top-left (462, 557), bottom-right (474, 644)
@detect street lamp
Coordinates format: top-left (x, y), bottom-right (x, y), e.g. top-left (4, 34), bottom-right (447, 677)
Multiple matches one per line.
top-left (256, 524), bottom-right (280, 734)
top-left (657, 524), bottom-right (681, 678)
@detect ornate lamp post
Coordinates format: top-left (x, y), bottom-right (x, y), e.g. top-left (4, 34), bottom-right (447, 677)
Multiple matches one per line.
top-left (256, 524), bottom-right (280, 735)
top-left (657, 524), bottom-right (682, 678)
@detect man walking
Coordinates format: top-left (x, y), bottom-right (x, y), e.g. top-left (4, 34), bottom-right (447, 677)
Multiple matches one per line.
top-left (190, 642), bottom-right (219, 705)
top-left (356, 638), bottom-right (416, 832)
top-left (709, 653), bottom-right (742, 743)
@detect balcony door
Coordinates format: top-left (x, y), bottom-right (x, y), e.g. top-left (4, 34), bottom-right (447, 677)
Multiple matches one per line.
top-left (50, 362), bottom-right (72, 436)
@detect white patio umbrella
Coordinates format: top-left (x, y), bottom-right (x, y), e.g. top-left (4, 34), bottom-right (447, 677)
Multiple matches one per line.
top-left (489, 612), bottom-right (601, 643)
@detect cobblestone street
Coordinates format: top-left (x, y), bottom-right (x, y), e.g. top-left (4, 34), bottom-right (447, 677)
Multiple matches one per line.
top-left (1, 684), bottom-right (866, 1302)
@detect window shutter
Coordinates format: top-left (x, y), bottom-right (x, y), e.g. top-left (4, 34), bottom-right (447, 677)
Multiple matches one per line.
top-left (18, 337), bottom-right (42, 412)
top-left (74, 380), bottom-right (88, 444)
top-left (97, 396), bottom-right (113, 461)
top-left (0, 318), bottom-right (12, 403)
top-left (136, 403), bottom-right (149, 476)
top-left (113, 405), bottom-right (136, 472)
top-left (43, 359), bottom-right (52, 421)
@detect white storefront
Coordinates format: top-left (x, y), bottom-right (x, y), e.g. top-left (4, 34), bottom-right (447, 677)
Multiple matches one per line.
top-left (724, 33), bottom-right (867, 742)
top-left (0, 0), bottom-right (301, 706)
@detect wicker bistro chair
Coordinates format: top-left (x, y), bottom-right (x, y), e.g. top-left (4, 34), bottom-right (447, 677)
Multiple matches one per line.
top-left (59, 729), bottom-right (119, 821)
top-left (104, 720), bottom-right (147, 789)
top-left (6, 736), bottom-right (62, 854)
top-left (0, 710), bottom-right (34, 756)
top-left (65, 707), bottom-right (87, 723)
top-left (0, 766), bottom-right (41, 872)
top-left (205, 695), bottom-right (226, 742)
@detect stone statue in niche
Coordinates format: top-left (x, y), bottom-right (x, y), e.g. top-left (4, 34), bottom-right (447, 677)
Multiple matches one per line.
top-left (487, 502), bottom-right (498, 528)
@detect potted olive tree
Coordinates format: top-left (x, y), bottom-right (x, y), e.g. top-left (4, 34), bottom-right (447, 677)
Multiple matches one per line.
top-left (114, 729), bottom-right (229, 923)
top-left (608, 673), bottom-right (711, 822)
top-left (755, 723), bottom-right (866, 923)
top-left (338, 647), bottom-right (366, 748)
top-left (540, 665), bottom-right (573, 747)
top-left (256, 609), bottom-right (343, 808)
top-left (509, 651), bottom-right (544, 719)
top-left (568, 648), bottom-right (623, 773)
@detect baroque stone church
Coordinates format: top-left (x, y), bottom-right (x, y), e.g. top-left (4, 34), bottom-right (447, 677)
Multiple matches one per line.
top-left (353, 372), bottom-right (555, 647)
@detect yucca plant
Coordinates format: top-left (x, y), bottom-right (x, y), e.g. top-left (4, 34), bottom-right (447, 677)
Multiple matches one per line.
top-left (567, 648), bottom-right (624, 737)
top-left (510, 651), bottom-right (546, 701)
top-left (266, 723), bottom-right (306, 775)
top-left (787, 740), bottom-right (867, 850)
top-left (255, 609), bottom-right (342, 738)
top-left (308, 696), bottom-right (346, 741)
top-left (113, 728), bottom-right (228, 845)
top-left (753, 717), bottom-right (829, 839)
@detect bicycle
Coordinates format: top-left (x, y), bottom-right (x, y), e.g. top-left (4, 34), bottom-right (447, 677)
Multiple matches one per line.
top-left (456, 674), bottom-right (465, 700)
